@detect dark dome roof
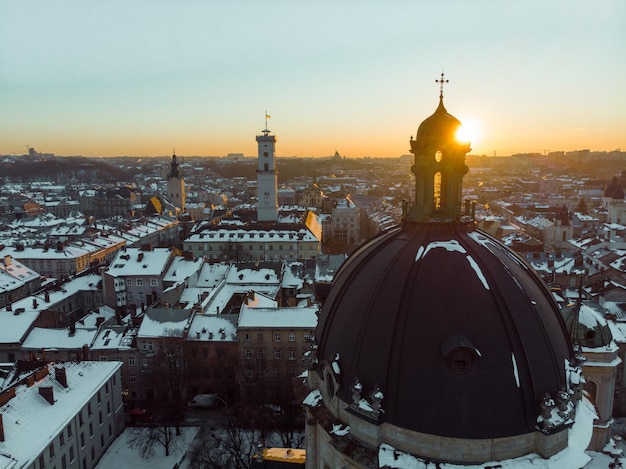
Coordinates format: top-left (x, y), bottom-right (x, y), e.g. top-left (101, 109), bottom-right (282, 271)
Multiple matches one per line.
top-left (415, 99), bottom-right (462, 145)
top-left (562, 302), bottom-right (613, 348)
top-left (604, 176), bottom-right (622, 198)
top-left (316, 221), bottom-right (573, 440)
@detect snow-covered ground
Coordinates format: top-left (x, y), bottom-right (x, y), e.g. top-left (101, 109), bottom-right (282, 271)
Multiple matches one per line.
top-left (95, 426), bottom-right (200, 469)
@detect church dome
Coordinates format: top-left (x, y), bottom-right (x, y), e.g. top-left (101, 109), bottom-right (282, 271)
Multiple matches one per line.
top-left (562, 302), bottom-right (613, 348)
top-left (604, 176), bottom-right (622, 198)
top-left (315, 220), bottom-right (573, 440)
top-left (414, 98), bottom-right (462, 146)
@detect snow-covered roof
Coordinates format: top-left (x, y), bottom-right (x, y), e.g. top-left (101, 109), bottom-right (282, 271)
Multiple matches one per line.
top-left (162, 256), bottom-right (202, 283)
top-left (186, 227), bottom-right (317, 243)
top-left (238, 304), bottom-right (318, 329)
top-left (187, 315), bottom-right (237, 342)
top-left (91, 326), bottom-right (136, 350)
top-left (0, 307), bottom-right (39, 344)
top-left (137, 308), bottom-right (190, 338)
top-left (107, 247), bottom-right (172, 277)
top-left (21, 327), bottom-right (98, 350)
top-left (0, 361), bottom-right (121, 467)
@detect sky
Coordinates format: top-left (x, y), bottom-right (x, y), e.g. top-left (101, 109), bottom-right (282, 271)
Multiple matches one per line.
top-left (1, 0), bottom-right (625, 158)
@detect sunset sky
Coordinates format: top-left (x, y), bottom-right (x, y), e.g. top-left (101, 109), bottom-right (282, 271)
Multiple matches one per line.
top-left (1, 1), bottom-right (624, 158)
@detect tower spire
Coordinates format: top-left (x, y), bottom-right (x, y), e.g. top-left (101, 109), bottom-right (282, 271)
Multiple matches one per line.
top-left (263, 111), bottom-right (271, 136)
top-left (435, 71), bottom-right (449, 100)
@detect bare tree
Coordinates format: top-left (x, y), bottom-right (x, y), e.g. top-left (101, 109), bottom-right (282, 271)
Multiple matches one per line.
top-left (126, 424), bottom-right (181, 458)
top-left (187, 413), bottom-right (263, 469)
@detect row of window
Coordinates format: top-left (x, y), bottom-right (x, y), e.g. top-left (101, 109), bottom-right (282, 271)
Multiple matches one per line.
top-left (125, 278), bottom-right (159, 287)
top-left (244, 367), bottom-right (297, 379)
top-left (244, 348), bottom-right (298, 360)
top-left (244, 331), bottom-right (312, 342)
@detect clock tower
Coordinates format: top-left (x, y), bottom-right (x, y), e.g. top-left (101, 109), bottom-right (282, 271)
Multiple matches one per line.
top-left (256, 113), bottom-right (279, 223)
top-left (167, 151), bottom-right (186, 213)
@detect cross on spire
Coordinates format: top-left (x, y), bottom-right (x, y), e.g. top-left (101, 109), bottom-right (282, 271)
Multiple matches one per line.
top-left (436, 71), bottom-right (449, 100)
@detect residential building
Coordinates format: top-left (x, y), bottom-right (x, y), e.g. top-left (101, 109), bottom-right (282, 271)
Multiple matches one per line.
top-left (0, 361), bottom-right (123, 469)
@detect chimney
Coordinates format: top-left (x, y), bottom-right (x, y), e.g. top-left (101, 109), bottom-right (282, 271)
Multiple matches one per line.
top-left (5, 303), bottom-right (11, 312)
top-left (39, 386), bottom-right (54, 405)
top-left (55, 367), bottom-right (68, 388)
top-left (95, 317), bottom-right (105, 327)
top-left (44, 292), bottom-right (50, 303)
top-left (0, 414), bottom-right (4, 442)
top-left (69, 322), bottom-right (76, 336)
top-left (33, 298), bottom-right (38, 309)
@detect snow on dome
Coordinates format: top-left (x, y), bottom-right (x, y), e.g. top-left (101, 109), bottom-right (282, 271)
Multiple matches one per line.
top-left (302, 389), bottom-right (322, 407)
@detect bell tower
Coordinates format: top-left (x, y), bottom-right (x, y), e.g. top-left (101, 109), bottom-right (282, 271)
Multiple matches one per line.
top-left (167, 151), bottom-right (186, 212)
top-left (256, 112), bottom-right (279, 222)
top-left (407, 73), bottom-right (470, 222)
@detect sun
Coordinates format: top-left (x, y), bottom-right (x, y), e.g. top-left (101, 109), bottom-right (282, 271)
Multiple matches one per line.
top-left (455, 120), bottom-right (481, 146)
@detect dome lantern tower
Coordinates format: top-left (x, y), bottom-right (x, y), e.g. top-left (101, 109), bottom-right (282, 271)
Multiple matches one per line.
top-left (407, 72), bottom-right (470, 222)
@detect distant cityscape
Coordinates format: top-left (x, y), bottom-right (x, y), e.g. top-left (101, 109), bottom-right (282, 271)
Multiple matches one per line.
top-left (2, 137), bottom-right (626, 466)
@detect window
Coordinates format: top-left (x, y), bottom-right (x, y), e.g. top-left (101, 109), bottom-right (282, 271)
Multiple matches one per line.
top-left (69, 445), bottom-right (74, 462)
top-left (258, 349), bottom-right (265, 359)
top-left (105, 383), bottom-right (109, 394)
top-left (136, 278), bottom-right (143, 286)
top-left (126, 279), bottom-right (132, 287)
top-left (49, 443), bottom-right (55, 459)
top-left (150, 278), bottom-right (158, 287)
top-left (244, 333), bottom-right (250, 341)
top-left (60, 432), bottom-right (65, 447)
top-left (245, 349), bottom-right (252, 359)
top-left (99, 356), bottom-right (107, 362)
top-left (89, 422), bottom-right (93, 437)
top-left (39, 455), bottom-right (44, 468)
top-left (147, 341), bottom-right (153, 351)
top-left (107, 401), bottom-right (111, 415)
top-left (274, 349), bottom-right (282, 360)
top-left (97, 391), bottom-right (101, 404)
top-left (100, 434), bottom-right (105, 448)
top-left (109, 424), bottom-right (113, 437)
top-left (130, 372), bottom-right (136, 384)
top-left (288, 332), bottom-right (296, 342)
top-left (138, 292), bottom-right (144, 300)
top-left (62, 455), bottom-right (67, 468)
top-left (67, 423), bottom-right (72, 438)
top-left (88, 403), bottom-right (92, 415)
top-left (126, 293), bottom-right (133, 301)
top-left (80, 433), bottom-right (85, 447)
top-left (450, 349), bottom-right (474, 375)
top-left (274, 332), bottom-right (281, 343)
top-left (91, 447), bottom-right (95, 461)
top-left (288, 350), bottom-right (296, 360)
top-left (434, 171), bottom-right (442, 210)
top-left (303, 332), bottom-right (312, 342)
top-left (245, 369), bottom-right (253, 378)
top-left (79, 412), bottom-right (84, 426)
top-left (99, 411), bottom-right (103, 425)
top-left (257, 332), bottom-right (263, 341)
top-left (129, 356), bottom-right (136, 366)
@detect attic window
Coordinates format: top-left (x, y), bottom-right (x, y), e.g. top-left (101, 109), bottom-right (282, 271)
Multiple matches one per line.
top-left (450, 349), bottom-right (473, 375)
